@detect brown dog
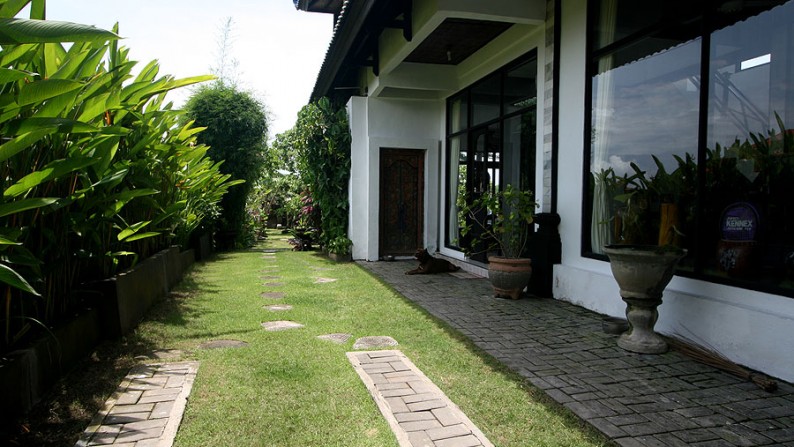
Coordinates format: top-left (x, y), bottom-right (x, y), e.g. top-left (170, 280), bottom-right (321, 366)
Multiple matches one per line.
top-left (405, 248), bottom-right (461, 275)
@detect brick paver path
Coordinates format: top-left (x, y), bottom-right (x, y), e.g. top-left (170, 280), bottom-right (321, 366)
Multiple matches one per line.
top-left (349, 350), bottom-right (493, 447)
top-left (75, 362), bottom-right (198, 447)
top-left (360, 260), bottom-right (794, 447)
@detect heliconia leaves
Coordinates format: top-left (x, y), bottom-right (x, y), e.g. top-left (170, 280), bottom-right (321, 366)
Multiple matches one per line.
top-left (0, 129), bottom-right (52, 163)
top-left (3, 156), bottom-right (98, 198)
top-left (0, 67), bottom-right (31, 83)
top-left (0, 197), bottom-right (57, 218)
top-left (116, 220), bottom-right (150, 241)
top-left (3, 117), bottom-right (98, 135)
top-left (0, 262), bottom-right (39, 296)
top-left (0, 18), bottom-right (120, 44)
top-left (17, 78), bottom-right (83, 106)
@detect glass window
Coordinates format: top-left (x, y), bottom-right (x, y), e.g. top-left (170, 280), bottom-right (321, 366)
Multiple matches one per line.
top-left (448, 93), bottom-right (468, 133)
top-left (704, 1), bottom-right (794, 290)
top-left (472, 73), bottom-right (501, 126)
top-left (586, 0), bottom-right (794, 296)
top-left (446, 53), bottom-right (537, 258)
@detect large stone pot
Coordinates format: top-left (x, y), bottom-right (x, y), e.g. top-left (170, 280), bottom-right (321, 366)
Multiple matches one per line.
top-left (487, 256), bottom-right (532, 300)
top-left (603, 244), bottom-right (686, 354)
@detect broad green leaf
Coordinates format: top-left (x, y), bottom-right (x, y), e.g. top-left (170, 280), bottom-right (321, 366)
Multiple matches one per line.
top-left (17, 78), bottom-right (82, 106)
top-left (0, 67), bottom-right (31, 83)
top-left (0, 18), bottom-right (120, 44)
top-left (122, 231), bottom-right (160, 242)
top-left (0, 262), bottom-right (39, 296)
top-left (44, 42), bottom-right (67, 78)
top-left (0, 197), bottom-right (57, 217)
top-left (4, 156), bottom-right (98, 198)
top-left (3, 117), bottom-right (98, 134)
top-left (0, 0), bottom-right (29, 18)
top-left (0, 129), bottom-right (51, 163)
top-left (117, 220), bottom-right (150, 241)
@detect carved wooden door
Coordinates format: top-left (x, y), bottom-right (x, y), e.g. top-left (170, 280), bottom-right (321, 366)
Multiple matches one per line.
top-left (379, 149), bottom-right (424, 257)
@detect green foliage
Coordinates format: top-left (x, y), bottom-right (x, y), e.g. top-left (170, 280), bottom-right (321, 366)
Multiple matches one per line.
top-left (325, 235), bottom-right (353, 255)
top-left (0, 2), bottom-right (234, 353)
top-left (182, 83), bottom-right (268, 248)
top-left (457, 184), bottom-right (537, 258)
top-left (292, 97), bottom-right (351, 246)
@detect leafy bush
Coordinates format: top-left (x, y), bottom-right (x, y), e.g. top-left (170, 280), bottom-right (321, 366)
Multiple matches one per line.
top-left (0, 2), bottom-right (235, 353)
top-left (182, 83), bottom-right (268, 249)
top-left (292, 98), bottom-right (351, 246)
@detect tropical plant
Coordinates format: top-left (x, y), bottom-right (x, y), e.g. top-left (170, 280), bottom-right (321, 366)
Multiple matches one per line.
top-left (326, 235), bottom-right (353, 255)
top-left (457, 184), bottom-right (537, 259)
top-left (292, 97), bottom-right (351, 247)
top-left (0, 1), bottom-right (232, 353)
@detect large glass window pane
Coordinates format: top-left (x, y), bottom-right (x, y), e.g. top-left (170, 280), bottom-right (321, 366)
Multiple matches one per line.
top-left (504, 60), bottom-right (537, 114)
top-left (591, 0), bottom-right (703, 51)
top-left (472, 74), bottom-right (501, 126)
top-left (503, 111), bottom-right (536, 190)
top-left (589, 36), bottom-right (700, 256)
top-left (448, 93), bottom-right (468, 133)
top-left (447, 135), bottom-right (468, 247)
top-left (704, 1), bottom-right (794, 290)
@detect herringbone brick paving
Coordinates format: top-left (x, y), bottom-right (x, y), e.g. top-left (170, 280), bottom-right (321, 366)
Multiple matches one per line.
top-left (359, 260), bottom-right (794, 447)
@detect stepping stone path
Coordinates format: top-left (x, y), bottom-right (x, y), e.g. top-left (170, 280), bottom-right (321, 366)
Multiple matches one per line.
top-left (264, 304), bottom-right (293, 311)
top-left (353, 336), bottom-right (399, 350)
top-left (317, 333), bottom-right (353, 344)
top-left (263, 282), bottom-right (285, 287)
top-left (75, 362), bottom-right (199, 447)
top-left (261, 292), bottom-right (285, 299)
top-left (198, 339), bottom-right (249, 349)
top-left (260, 276), bottom-right (280, 280)
top-left (261, 320), bottom-right (304, 331)
top-left (314, 277), bottom-right (337, 284)
top-left (348, 350), bottom-right (492, 447)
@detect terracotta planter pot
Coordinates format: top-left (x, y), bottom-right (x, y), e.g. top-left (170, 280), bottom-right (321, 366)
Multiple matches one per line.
top-left (487, 256), bottom-right (532, 300)
top-left (603, 244), bottom-right (686, 354)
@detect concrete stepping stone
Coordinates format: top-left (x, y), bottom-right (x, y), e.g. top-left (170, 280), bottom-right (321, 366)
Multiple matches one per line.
top-left (264, 304), bottom-right (293, 311)
top-left (261, 321), bottom-right (304, 331)
top-left (263, 282), bottom-right (285, 287)
top-left (314, 277), bottom-right (337, 284)
top-left (261, 292), bottom-right (285, 299)
top-left (353, 336), bottom-right (399, 350)
top-left (198, 339), bottom-right (249, 349)
top-left (348, 350), bottom-right (492, 447)
top-left (260, 275), bottom-right (280, 280)
top-left (318, 333), bottom-right (353, 344)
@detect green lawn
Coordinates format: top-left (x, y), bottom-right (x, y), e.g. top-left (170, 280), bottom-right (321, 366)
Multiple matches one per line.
top-left (130, 231), bottom-right (611, 446)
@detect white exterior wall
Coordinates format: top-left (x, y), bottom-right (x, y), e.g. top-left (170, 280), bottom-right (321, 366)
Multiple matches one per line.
top-left (553, 0), bottom-right (794, 382)
top-left (347, 96), bottom-right (443, 261)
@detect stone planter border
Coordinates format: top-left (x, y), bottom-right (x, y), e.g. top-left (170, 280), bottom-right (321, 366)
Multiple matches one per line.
top-left (0, 246), bottom-right (194, 419)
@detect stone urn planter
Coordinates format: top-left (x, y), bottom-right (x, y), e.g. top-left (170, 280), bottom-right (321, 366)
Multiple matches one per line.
top-left (488, 256), bottom-right (532, 300)
top-left (602, 244), bottom-right (686, 354)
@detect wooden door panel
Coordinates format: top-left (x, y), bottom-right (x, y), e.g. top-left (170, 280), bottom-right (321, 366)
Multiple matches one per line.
top-left (380, 149), bottom-right (424, 256)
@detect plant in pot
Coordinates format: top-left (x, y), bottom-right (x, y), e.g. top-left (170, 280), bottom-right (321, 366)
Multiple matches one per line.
top-left (603, 160), bottom-right (689, 354)
top-left (326, 236), bottom-right (353, 262)
top-left (457, 184), bottom-right (537, 299)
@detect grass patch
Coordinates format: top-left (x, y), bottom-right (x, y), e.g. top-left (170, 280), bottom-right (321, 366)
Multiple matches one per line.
top-left (5, 230), bottom-right (613, 446)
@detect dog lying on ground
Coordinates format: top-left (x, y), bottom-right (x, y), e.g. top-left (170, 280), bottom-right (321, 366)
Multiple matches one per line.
top-left (405, 248), bottom-right (461, 275)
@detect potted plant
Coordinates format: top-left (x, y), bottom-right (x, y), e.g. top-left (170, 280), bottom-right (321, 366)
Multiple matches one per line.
top-left (326, 236), bottom-right (353, 262)
top-left (458, 184), bottom-right (537, 299)
top-left (602, 158), bottom-right (690, 354)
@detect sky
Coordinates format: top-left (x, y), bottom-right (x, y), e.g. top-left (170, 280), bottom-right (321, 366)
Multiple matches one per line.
top-left (44, 0), bottom-right (335, 139)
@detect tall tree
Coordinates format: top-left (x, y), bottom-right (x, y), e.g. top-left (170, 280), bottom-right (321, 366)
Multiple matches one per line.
top-left (183, 84), bottom-right (268, 248)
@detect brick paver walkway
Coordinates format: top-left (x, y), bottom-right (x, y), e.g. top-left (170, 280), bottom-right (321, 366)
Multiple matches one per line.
top-left (359, 260), bottom-right (794, 447)
top-left (75, 362), bottom-right (199, 447)
top-left (349, 350), bottom-right (493, 447)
